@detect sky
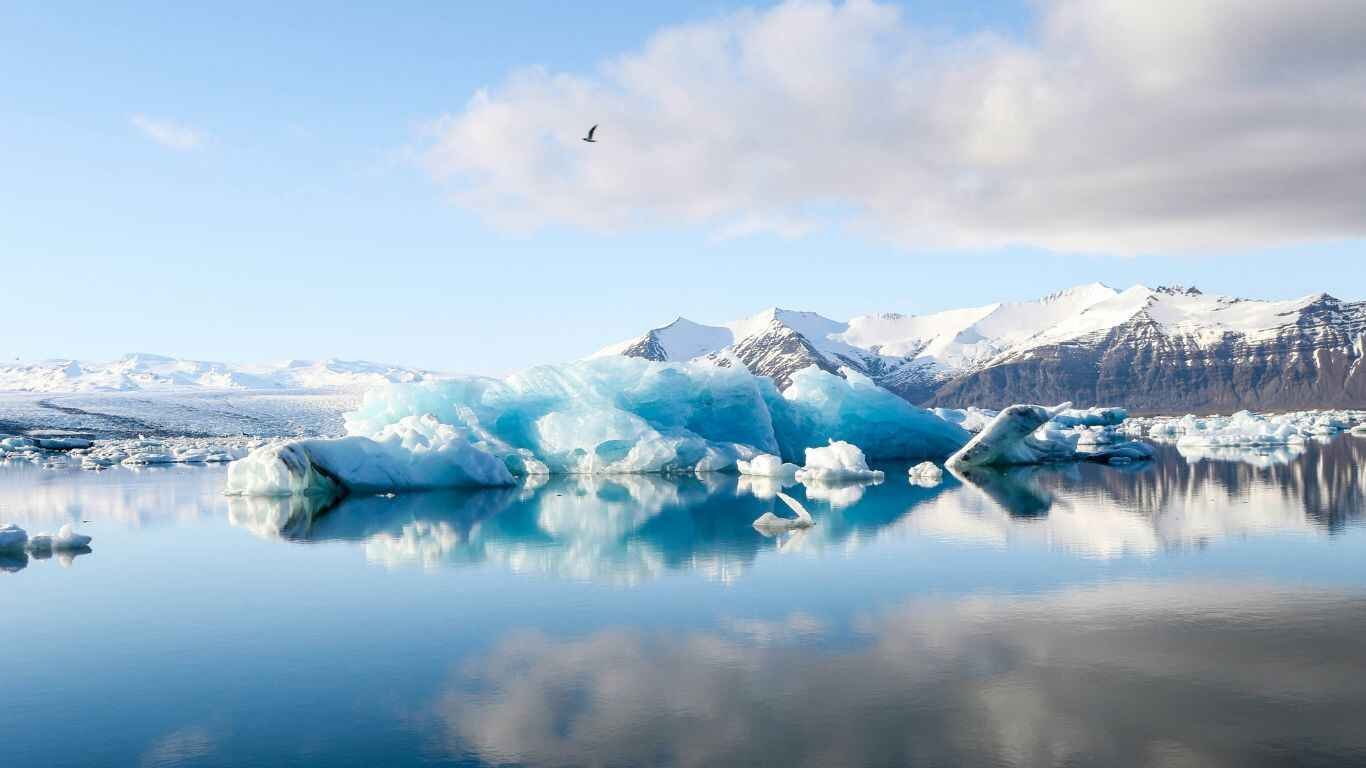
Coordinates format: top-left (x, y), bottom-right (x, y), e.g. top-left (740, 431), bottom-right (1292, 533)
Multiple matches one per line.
top-left (2, 0), bottom-right (1363, 374)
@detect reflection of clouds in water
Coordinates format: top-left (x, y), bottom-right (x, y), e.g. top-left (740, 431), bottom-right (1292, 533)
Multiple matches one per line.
top-left (430, 584), bottom-right (1366, 768)
top-left (0, 464), bottom-right (225, 529)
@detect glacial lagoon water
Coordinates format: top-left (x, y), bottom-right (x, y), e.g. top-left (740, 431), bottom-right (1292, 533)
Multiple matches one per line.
top-left (3, 438), bottom-right (1366, 767)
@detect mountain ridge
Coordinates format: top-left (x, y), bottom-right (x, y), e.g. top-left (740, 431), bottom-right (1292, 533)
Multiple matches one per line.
top-left (594, 284), bottom-right (1366, 412)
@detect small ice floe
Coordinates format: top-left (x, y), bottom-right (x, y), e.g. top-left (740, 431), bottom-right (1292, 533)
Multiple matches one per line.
top-left (18, 524), bottom-right (92, 556)
top-left (752, 491), bottom-right (814, 533)
top-left (736, 454), bottom-right (800, 478)
top-left (0, 523), bottom-right (30, 552)
top-left (908, 461), bottom-right (944, 487)
top-left (794, 440), bottom-right (884, 484)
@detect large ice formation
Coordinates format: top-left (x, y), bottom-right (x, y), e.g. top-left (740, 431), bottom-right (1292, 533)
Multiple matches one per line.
top-left (227, 358), bottom-right (969, 496)
top-left (794, 440), bottom-right (885, 484)
top-left (946, 403), bottom-right (1153, 468)
top-left (224, 415), bottom-right (515, 496)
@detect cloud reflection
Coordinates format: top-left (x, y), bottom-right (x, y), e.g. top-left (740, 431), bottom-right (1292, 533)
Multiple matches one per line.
top-left (429, 583), bottom-right (1366, 768)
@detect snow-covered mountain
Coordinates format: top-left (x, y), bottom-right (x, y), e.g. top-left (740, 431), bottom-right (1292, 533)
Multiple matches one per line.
top-left (0, 353), bottom-right (439, 393)
top-left (594, 284), bottom-right (1366, 412)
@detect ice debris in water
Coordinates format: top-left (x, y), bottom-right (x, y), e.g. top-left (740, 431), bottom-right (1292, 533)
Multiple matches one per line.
top-left (736, 454), bottom-right (800, 478)
top-left (228, 358), bottom-right (968, 496)
top-left (794, 440), bottom-right (885, 484)
top-left (0, 523), bottom-right (91, 556)
top-left (908, 461), bottom-right (944, 486)
top-left (947, 402), bottom-right (1154, 469)
top-left (1, 433), bottom-right (260, 469)
top-left (1125, 410), bottom-right (1366, 446)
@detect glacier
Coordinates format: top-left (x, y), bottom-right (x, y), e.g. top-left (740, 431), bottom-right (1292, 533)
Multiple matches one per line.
top-left (226, 358), bottom-right (970, 497)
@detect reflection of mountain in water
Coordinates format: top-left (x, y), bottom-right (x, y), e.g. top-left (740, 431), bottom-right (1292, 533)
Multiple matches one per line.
top-left (223, 437), bottom-right (1366, 578)
top-left (912, 438), bottom-right (1366, 557)
top-left (428, 583), bottom-right (1366, 768)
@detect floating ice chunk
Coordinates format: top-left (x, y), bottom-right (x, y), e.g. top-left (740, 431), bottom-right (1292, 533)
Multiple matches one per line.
top-left (52, 524), bottom-right (92, 551)
top-left (947, 403), bottom-right (1151, 468)
top-left (224, 415), bottom-right (515, 497)
top-left (0, 523), bottom-right (29, 552)
top-left (947, 404), bottom-right (1075, 468)
top-left (908, 461), bottom-right (944, 487)
top-left (34, 437), bottom-right (94, 450)
top-left (1352, 424), bottom-right (1366, 436)
top-left (794, 440), bottom-right (884, 484)
top-left (736, 454), bottom-right (800, 478)
top-left (752, 491), bottom-right (814, 532)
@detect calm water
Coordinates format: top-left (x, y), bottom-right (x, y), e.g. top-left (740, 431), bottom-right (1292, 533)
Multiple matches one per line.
top-left (3, 438), bottom-right (1366, 767)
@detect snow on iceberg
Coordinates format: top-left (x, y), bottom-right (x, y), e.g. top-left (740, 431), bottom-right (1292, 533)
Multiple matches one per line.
top-left (946, 403), bottom-right (1153, 469)
top-left (794, 440), bottom-right (885, 484)
top-left (224, 414), bottom-right (515, 497)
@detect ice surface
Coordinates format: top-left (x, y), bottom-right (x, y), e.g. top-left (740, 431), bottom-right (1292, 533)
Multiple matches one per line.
top-left (224, 415), bottom-right (515, 497)
top-left (931, 407), bottom-right (997, 434)
top-left (794, 440), bottom-right (885, 484)
top-left (908, 461), bottom-right (944, 487)
top-left (736, 454), bottom-right (800, 478)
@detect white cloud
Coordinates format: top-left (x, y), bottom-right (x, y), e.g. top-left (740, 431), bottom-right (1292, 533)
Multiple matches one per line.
top-left (130, 114), bottom-right (205, 152)
top-left (425, 0), bottom-right (1366, 254)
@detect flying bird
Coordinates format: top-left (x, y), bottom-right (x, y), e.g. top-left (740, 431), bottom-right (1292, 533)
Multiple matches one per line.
top-left (582, 124), bottom-right (598, 143)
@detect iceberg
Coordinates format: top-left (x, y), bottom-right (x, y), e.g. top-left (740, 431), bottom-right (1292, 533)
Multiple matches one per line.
top-left (794, 440), bottom-right (885, 484)
top-left (25, 524), bottom-right (92, 555)
top-left (946, 403), bottom-right (1153, 468)
top-left (908, 461), bottom-right (944, 486)
top-left (228, 358), bottom-right (969, 496)
top-left (225, 415), bottom-right (516, 497)
top-left (736, 454), bottom-right (799, 478)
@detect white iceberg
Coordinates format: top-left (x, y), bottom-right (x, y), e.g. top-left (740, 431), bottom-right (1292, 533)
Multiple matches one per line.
top-left (908, 461), bottom-right (944, 486)
top-left (736, 454), bottom-right (800, 478)
top-left (794, 440), bottom-right (885, 484)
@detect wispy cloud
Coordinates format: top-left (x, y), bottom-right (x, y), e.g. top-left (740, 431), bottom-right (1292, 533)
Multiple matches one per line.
top-left (130, 114), bottom-right (205, 152)
top-left (426, 0), bottom-right (1366, 254)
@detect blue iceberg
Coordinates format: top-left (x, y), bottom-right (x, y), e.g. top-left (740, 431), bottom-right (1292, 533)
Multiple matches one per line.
top-left (229, 358), bottom-right (972, 496)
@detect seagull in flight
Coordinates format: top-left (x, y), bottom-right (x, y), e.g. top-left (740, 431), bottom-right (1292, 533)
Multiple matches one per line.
top-left (582, 124), bottom-right (598, 143)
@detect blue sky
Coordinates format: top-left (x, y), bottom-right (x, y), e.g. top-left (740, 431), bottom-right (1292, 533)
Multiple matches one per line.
top-left (2, 0), bottom-right (1361, 374)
